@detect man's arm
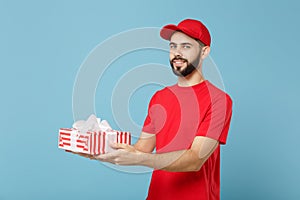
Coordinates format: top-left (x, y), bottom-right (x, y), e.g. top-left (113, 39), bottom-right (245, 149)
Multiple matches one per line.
top-left (149, 136), bottom-right (218, 172)
top-left (95, 136), bottom-right (218, 172)
top-left (133, 132), bottom-right (156, 153)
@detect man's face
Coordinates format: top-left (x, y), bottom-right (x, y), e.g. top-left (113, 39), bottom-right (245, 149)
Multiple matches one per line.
top-left (169, 31), bottom-right (202, 77)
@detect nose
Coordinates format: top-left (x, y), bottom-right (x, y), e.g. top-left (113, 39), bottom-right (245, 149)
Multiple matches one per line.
top-left (173, 48), bottom-right (183, 57)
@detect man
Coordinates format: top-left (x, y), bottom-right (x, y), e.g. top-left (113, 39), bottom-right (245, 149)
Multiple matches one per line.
top-left (90, 19), bottom-right (232, 199)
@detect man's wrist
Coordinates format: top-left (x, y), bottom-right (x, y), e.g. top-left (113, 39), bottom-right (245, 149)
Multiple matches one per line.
top-left (137, 151), bottom-right (156, 168)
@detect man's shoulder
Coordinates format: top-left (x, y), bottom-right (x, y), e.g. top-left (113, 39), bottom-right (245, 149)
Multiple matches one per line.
top-left (205, 81), bottom-right (232, 102)
top-left (202, 82), bottom-right (233, 111)
top-left (154, 84), bottom-right (177, 95)
top-left (149, 84), bottom-right (178, 103)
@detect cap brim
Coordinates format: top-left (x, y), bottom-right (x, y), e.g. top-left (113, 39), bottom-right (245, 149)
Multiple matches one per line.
top-left (160, 24), bottom-right (181, 40)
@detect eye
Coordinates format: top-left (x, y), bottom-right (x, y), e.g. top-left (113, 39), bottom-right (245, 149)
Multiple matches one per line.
top-left (183, 45), bottom-right (191, 49)
top-left (169, 44), bottom-right (177, 49)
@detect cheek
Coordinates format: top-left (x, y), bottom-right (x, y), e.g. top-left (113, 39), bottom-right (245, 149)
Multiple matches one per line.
top-left (169, 52), bottom-right (174, 60)
top-left (189, 52), bottom-right (199, 62)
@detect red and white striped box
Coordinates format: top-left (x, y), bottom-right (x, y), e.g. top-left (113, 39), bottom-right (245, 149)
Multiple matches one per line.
top-left (58, 128), bottom-right (131, 155)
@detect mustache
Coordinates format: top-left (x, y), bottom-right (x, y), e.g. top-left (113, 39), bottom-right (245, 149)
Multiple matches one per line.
top-left (171, 56), bottom-right (188, 63)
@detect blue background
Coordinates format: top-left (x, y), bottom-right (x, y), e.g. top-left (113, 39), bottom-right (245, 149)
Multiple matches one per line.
top-left (1, 0), bottom-right (300, 199)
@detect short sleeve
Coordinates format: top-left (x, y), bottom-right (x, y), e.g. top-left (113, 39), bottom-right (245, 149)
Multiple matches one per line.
top-left (197, 93), bottom-right (233, 144)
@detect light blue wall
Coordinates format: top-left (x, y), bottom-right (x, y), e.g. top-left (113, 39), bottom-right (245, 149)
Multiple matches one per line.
top-left (1, 0), bottom-right (299, 199)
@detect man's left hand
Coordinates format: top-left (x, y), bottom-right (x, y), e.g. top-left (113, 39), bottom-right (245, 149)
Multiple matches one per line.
top-left (94, 143), bottom-right (143, 165)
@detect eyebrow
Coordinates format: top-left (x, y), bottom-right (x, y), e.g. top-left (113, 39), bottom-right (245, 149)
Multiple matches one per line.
top-left (169, 42), bottom-right (193, 46)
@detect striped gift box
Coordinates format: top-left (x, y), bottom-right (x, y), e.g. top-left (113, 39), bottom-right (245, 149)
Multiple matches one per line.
top-left (58, 128), bottom-right (131, 155)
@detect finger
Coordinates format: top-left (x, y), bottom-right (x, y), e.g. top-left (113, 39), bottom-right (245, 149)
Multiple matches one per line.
top-left (94, 151), bottom-right (118, 161)
top-left (94, 153), bottom-right (110, 160)
top-left (110, 143), bottom-right (128, 149)
top-left (109, 142), bottom-right (120, 149)
top-left (77, 152), bottom-right (88, 157)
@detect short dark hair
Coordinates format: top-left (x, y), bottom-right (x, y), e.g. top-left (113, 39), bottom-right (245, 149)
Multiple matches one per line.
top-left (196, 39), bottom-right (205, 48)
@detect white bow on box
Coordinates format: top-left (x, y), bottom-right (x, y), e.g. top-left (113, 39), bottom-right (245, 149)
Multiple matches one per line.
top-left (72, 114), bottom-right (112, 133)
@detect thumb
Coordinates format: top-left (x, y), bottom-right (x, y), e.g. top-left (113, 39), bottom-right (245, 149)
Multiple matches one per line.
top-left (110, 142), bottom-right (127, 149)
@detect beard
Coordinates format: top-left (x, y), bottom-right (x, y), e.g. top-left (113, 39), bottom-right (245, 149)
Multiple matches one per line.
top-left (169, 55), bottom-right (201, 77)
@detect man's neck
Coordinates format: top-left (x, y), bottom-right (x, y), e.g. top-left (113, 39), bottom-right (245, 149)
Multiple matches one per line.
top-left (177, 70), bottom-right (205, 87)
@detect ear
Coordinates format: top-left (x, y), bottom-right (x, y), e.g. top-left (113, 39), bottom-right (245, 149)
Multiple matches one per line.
top-left (201, 46), bottom-right (210, 60)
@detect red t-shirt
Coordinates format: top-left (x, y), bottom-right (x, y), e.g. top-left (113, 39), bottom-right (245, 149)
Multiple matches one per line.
top-left (142, 80), bottom-right (232, 200)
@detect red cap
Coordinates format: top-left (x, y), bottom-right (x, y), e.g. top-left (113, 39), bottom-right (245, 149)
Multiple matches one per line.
top-left (160, 19), bottom-right (211, 46)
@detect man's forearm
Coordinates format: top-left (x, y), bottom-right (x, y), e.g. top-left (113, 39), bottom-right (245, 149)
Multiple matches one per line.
top-left (138, 149), bottom-right (203, 172)
top-left (94, 137), bottom-right (217, 172)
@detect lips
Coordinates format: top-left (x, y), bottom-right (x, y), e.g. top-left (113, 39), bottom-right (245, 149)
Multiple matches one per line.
top-left (172, 56), bottom-right (188, 63)
top-left (173, 60), bottom-right (185, 64)
top-left (172, 59), bottom-right (187, 67)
